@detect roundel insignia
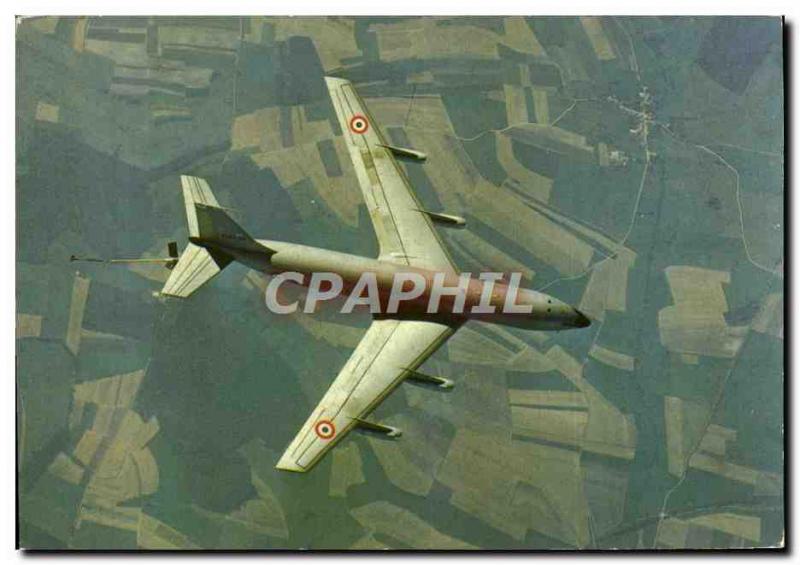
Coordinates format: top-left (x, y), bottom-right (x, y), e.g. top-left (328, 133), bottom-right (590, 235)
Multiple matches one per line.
top-left (349, 115), bottom-right (369, 134)
top-left (314, 419), bottom-right (336, 440)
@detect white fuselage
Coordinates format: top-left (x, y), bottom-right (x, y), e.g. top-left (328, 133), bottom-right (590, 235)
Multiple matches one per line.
top-left (211, 238), bottom-right (589, 331)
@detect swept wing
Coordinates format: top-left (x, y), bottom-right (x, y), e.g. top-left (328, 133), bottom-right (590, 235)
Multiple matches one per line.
top-left (325, 76), bottom-right (456, 271)
top-left (276, 319), bottom-right (456, 472)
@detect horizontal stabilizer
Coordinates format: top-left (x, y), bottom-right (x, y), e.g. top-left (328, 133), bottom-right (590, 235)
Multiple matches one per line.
top-left (160, 243), bottom-right (232, 298)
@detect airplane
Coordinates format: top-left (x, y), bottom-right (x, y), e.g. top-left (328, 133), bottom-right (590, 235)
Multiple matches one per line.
top-left (76, 77), bottom-right (591, 473)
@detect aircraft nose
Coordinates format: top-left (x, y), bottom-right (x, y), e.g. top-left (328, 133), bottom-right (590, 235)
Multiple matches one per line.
top-left (572, 308), bottom-right (591, 328)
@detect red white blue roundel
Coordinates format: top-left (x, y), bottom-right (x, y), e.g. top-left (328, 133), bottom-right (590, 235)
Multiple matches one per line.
top-left (314, 419), bottom-right (336, 440)
top-left (349, 115), bottom-right (369, 134)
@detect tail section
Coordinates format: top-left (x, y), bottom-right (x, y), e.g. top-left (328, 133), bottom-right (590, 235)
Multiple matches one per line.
top-left (182, 175), bottom-right (220, 238)
top-left (161, 242), bottom-right (232, 298)
top-left (161, 176), bottom-right (265, 298)
top-left (182, 175), bottom-right (257, 248)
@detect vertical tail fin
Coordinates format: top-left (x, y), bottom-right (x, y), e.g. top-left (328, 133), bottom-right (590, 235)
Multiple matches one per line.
top-left (181, 175), bottom-right (261, 252)
top-left (182, 175), bottom-right (220, 238)
top-left (161, 176), bottom-right (260, 298)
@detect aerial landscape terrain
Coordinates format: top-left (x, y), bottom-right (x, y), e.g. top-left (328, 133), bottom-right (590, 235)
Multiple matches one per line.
top-left (16, 16), bottom-right (784, 549)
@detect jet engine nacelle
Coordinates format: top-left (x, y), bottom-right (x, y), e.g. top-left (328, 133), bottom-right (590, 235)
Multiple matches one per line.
top-left (406, 369), bottom-right (454, 390)
top-left (419, 210), bottom-right (467, 228)
top-left (354, 418), bottom-right (402, 438)
top-left (380, 143), bottom-right (427, 162)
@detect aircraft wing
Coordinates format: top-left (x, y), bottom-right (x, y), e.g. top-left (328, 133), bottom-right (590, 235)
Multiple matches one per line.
top-left (276, 318), bottom-right (457, 472)
top-left (325, 76), bottom-right (456, 272)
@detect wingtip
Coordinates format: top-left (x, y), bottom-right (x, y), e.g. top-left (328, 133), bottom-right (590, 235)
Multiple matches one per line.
top-left (324, 76), bottom-right (350, 88)
top-left (275, 455), bottom-right (306, 473)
